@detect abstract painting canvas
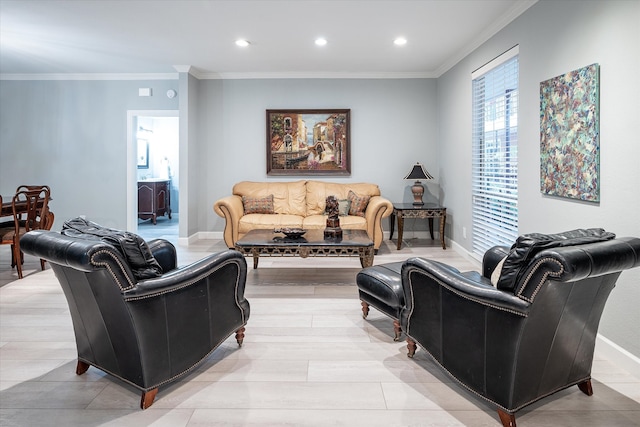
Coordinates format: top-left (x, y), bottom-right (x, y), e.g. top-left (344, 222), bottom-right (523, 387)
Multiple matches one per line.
top-left (540, 63), bottom-right (600, 202)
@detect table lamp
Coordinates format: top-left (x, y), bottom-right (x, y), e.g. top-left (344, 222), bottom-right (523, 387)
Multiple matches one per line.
top-left (404, 162), bottom-right (434, 205)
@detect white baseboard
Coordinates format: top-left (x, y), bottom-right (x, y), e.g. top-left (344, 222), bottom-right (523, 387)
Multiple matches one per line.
top-left (595, 334), bottom-right (640, 379)
top-left (177, 231), bottom-right (221, 246)
top-left (448, 238), bottom-right (482, 268)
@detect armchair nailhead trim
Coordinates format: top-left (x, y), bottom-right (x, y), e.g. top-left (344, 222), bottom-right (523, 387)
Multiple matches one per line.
top-left (404, 268), bottom-right (527, 350)
top-left (79, 323), bottom-right (248, 393)
top-left (90, 250), bottom-right (135, 291)
top-left (409, 269), bottom-right (528, 317)
top-left (123, 259), bottom-right (244, 302)
top-left (516, 257), bottom-right (564, 303)
top-left (405, 335), bottom-right (591, 414)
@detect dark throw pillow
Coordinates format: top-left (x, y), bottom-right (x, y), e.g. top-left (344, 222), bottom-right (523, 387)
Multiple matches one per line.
top-left (242, 195), bottom-right (275, 214)
top-left (348, 190), bottom-right (370, 217)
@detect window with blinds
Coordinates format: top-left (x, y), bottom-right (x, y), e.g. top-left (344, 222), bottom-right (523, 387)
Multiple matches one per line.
top-left (471, 46), bottom-right (519, 256)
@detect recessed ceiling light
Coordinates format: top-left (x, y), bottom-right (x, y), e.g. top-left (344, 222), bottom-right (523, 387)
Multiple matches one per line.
top-left (394, 37), bottom-right (407, 46)
top-left (315, 38), bottom-right (327, 46)
top-left (235, 39), bottom-right (250, 47)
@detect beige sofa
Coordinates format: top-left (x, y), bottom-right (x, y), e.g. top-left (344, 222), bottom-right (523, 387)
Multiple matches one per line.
top-left (214, 180), bottom-right (393, 251)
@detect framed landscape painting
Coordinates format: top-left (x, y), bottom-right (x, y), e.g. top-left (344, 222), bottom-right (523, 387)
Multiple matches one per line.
top-left (266, 109), bottom-right (351, 176)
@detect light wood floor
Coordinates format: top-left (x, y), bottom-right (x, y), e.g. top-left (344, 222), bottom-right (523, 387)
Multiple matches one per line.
top-left (1, 220), bottom-right (639, 426)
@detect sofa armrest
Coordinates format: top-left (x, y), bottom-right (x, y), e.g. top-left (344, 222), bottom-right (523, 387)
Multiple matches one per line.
top-left (214, 195), bottom-right (244, 248)
top-left (364, 195), bottom-right (393, 250)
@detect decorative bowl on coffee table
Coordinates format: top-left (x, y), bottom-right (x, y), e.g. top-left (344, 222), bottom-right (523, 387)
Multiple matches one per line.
top-left (275, 228), bottom-right (306, 238)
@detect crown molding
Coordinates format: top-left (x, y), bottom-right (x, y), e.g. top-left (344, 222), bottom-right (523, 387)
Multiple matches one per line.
top-left (173, 65), bottom-right (207, 79)
top-left (0, 73), bottom-right (178, 81)
top-left (198, 71), bottom-right (435, 80)
top-left (433, 0), bottom-right (538, 77)
top-left (0, 71), bottom-right (435, 81)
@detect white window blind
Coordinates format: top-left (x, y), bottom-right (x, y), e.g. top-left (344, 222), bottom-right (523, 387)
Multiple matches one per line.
top-left (471, 46), bottom-right (519, 256)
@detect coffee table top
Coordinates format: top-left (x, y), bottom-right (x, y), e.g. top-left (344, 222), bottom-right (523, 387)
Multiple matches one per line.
top-left (236, 229), bottom-right (373, 248)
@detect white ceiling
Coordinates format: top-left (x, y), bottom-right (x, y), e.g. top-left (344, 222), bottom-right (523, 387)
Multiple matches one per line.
top-left (0, 0), bottom-right (537, 78)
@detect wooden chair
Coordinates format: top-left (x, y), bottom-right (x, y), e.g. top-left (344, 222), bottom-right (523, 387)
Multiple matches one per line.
top-left (16, 184), bottom-right (51, 194)
top-left (0, 188), bottom-right (50, 278)
top-left (14, 185), bottom-right (54, 269)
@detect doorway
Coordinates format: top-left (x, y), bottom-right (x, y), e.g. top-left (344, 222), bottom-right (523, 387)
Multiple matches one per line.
top-left (126, 110), bottom-right (179, 241)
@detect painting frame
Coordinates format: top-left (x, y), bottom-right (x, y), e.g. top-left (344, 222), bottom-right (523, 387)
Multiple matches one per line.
top-left (540, 63), bottom-right (600, 202)
top-left (266, 109), bottom-right (351, 176)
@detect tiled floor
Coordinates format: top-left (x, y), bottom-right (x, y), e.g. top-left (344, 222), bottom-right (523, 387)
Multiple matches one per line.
top-left (1, 221), bottom-right (639, 426)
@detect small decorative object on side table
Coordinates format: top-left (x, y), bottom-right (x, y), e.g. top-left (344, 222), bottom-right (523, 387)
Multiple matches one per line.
top-left (389, 203), bottom-right (446, 250)
top-left (324, 195), bottom-right (343, 240)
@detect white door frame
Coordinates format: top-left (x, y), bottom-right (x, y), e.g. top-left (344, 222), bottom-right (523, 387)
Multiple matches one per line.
top-left (126, 110), bottom-right (179, 232)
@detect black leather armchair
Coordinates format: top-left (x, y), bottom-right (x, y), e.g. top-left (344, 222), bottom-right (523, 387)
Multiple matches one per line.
top-left (20, 229), bottom-right (250, 409)
top-left (400, 231), bottom-right (640, 427)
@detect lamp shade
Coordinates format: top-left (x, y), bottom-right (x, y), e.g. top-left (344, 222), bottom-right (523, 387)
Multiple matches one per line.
top-left (404, 163), bottom-right (434, 181)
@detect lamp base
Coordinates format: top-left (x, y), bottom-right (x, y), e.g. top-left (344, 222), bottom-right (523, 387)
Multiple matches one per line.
top-left (411, 181), bottom-right (424, 205)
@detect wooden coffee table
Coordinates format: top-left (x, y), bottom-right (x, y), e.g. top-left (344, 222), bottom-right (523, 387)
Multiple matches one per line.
top-left (234, 229), bottom-right (374, 269)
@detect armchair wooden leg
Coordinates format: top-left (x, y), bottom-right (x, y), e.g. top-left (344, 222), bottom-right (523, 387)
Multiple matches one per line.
top-left (393, 319), bottom-right (402, 341)
top-left (76, 360), bottom-right (90, 375)
top-left (497, 409), bottom-right (516, 427)
top-left (361, 301), bottom-right (370, 319)
top-left (235, 326), bottom-right (246, 347)
top-left (406, 337), bottom-right (417, 358)
top-left (140, 388), bottom-right (158, 409)
top-left (578, 379), bottom-right (593, 396)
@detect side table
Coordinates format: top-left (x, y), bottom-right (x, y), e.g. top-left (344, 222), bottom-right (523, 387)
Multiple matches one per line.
top-left (389, 203), bottom-right (446, 250)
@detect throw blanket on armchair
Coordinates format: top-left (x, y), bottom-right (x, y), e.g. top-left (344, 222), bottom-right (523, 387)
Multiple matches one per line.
top-left (61, 217), bottom-right (163, 279)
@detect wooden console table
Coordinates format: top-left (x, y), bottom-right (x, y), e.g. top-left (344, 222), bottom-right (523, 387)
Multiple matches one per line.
top-left (137, 179), bottom-right (172, 225)
top-left (389, 203), bottom-right (446, 250)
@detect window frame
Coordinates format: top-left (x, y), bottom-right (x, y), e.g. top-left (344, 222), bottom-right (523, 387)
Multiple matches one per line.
top-left (471, 46), bottom-right (520, 257)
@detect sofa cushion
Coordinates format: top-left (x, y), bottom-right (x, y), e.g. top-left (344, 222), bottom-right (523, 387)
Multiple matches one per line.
top-left (338, 199), bottom-right (351, 216)
top-left (496, 228), bottom-right (616, 291)
top-left (302, 214), bottom-right (367, 230)
top-left (238, 214), bottom-right (303, 234)
top-left (61, 217), bottom-right (163, 280)
top-left (306, 181), bottom-right (381, 216)
top-left (242, 195), bottom-right (275, 214)
top-left (348, 190), bottom-right (370, 217)
top-left (234, 180), bottom-right (307, 216)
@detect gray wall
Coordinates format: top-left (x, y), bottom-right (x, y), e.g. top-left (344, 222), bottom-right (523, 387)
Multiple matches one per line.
top-left (0, 77), bottom-right (436, 232)
top-left (437, 0), bottom-right (640, 355)
top-left (198, 78), bottom-right (438, 233)
top-left (0, 79), bottom-right (178, 229)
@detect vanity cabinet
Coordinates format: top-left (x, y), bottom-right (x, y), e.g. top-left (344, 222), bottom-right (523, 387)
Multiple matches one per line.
top-left (138, 179), bottom-right (172, 225)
